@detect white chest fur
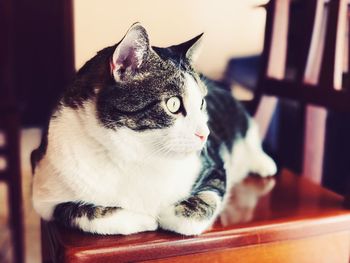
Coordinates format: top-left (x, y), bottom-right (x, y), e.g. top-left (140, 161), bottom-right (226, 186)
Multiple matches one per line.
top-left (33, 104), bottom-right (201, 219)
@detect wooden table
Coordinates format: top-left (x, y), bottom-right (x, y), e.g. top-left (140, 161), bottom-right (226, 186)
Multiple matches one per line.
top-left (43, 170), bottom-right (350, 263)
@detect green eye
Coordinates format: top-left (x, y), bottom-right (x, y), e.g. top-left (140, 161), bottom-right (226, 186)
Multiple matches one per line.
top-left (166, 97), bottom-right (181, 113)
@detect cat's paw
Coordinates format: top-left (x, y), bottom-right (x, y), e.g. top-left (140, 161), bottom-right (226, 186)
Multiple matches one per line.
top-left (75, 210), bottom-right (158, 235)
top-left (158, 191), bottom-right (220, 236)
top-left (251, 152), bottom-right (277, 177)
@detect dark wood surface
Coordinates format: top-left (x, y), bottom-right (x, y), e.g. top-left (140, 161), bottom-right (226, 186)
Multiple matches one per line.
top-left (44, 170), bottom-right (350, 263)
top-left (142, 231), bottom-right (350, 263)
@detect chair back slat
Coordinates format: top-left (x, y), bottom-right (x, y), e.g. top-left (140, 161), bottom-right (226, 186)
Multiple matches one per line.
top-left (319, 0), bottom-right (348, 90)
top-left (256, 0), bottom-right (350, 112)
top-left (302, 105), bottom-right (327, 183)
top-left (251, 0), bottom-right (290, 114)
top-left (266, 0), bottom-right (291, 80)
top-left (303, 0), bottom-right (328, 85)
top-left (347, 9), bottom-right (350, 76)
top-left (291, 0), bottom-right (322, 84)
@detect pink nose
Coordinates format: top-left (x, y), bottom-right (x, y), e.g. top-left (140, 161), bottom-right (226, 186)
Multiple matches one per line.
top-left (195, 133), bottom-right (207, 142)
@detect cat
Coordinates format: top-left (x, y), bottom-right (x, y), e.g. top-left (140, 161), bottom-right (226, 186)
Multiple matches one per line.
top-left (31, 23), bottom-right (277, 236)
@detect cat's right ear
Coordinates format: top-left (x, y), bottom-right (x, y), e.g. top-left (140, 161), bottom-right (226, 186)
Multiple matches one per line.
top-left (111, 23), bottom-right (150, 82)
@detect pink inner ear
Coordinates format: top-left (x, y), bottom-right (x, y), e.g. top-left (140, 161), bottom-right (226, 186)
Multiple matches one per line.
top-left (111, 25), bottom-right (149, 80)
top-left (110, 59), bottom-right (116, 75)
top-left (111, 45), bottom-right (140, 75)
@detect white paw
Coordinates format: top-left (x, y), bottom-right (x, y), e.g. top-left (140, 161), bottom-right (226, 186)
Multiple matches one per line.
top-left (75, 210), bottom-right (158, 235)
top-left (251, 153), bottom-right (277, 177)
top-left (158, 192), bottom-right (220, 236)
top-left (116, 213), bottom-right (158, 235)
top-left (158, 205), bottom-right (214, 236)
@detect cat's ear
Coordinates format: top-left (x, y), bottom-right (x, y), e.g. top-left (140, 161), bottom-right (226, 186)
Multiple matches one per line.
top-left (111, 23), bottom-right (150, 81)
top-left (169, 33), bottom-right (204, 61)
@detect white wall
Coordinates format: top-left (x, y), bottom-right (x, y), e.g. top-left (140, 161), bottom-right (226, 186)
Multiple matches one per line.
top-left (74, 0), bottom-right (268, 80)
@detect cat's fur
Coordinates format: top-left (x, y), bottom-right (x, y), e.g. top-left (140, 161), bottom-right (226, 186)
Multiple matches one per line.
top-left (31, 23), bottom-right (277, 236)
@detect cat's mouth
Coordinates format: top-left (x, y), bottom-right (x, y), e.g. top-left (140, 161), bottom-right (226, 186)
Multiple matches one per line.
top-left (164, 141), bottom-right (206, 158)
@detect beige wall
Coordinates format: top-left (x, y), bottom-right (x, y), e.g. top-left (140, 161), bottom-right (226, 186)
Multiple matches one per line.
top-left (74, 0), bottom-right (268, 80)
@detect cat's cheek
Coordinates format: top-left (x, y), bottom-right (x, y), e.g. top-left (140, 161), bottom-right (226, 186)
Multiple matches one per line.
top-left (192, 138), bottom-right (207, 152)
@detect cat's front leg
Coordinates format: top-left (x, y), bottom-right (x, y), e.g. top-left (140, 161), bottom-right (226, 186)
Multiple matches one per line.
top-left (158, 191), bottom-right (222, 235)
top-left (53, 202), bottom-right (158, 235)
top-left (158, 167), bottom-right (226, 236)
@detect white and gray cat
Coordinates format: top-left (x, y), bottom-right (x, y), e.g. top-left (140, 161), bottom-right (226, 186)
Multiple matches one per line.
top-left (31, 23), bottom-right (277, 236)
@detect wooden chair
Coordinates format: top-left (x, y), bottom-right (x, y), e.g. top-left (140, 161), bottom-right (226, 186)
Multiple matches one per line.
top-left (41, 0), bottom-right (350, 262)
top-left (252, 0), bottom-right (350, 185)
top-left (0, 105), bottom-right (24, 263)
top-left (0, 1), bottom-right (25, 263)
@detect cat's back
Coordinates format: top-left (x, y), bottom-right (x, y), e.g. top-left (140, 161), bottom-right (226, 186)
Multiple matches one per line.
top-left (205, 83), bottom-right (250, 143)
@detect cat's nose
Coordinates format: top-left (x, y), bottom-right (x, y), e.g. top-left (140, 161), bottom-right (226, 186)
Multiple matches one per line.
top-left (195, 133), bottom-right (207, 142)
top-left (195, 125), bottom-right (209, 142)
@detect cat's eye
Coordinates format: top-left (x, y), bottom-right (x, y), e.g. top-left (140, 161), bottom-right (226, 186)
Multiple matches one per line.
top-left (166, 97), bottom-right (181, 114)
top-left (200, 99), bottom-right (206, 110)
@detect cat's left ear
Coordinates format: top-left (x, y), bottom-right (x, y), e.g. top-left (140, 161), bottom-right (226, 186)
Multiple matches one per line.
top-left (170, 33), bottom-right (204, 62)
top-left (111, 23), bottom-right (150, 81)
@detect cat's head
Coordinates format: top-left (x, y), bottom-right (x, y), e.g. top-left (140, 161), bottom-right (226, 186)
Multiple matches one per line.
top-left (69, 23), bottom-right (209, 158)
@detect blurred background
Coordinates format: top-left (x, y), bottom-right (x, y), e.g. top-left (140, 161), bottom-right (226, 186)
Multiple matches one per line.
top-left (1, 0), bottom-right (350, 262)
top-left (74, 0), bottom-right (266, 79)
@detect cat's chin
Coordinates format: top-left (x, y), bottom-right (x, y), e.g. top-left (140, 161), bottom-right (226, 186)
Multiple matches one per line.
top-left (170, 152), bottom-right (193, 159)
top-left (163, 148), bottom-right (204, 160)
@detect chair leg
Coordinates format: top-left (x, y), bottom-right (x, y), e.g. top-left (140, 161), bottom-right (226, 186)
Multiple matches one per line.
top-left (6, 113), bottom-right (25, 263)
top-left (343, 194), bottom-right (350, 209)
top-left (8, 177), bottom-right (25, 263)
top-left (343, 176), bottom-right (350, 208)
top-left (41, 221), bottom-right (53, 263)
